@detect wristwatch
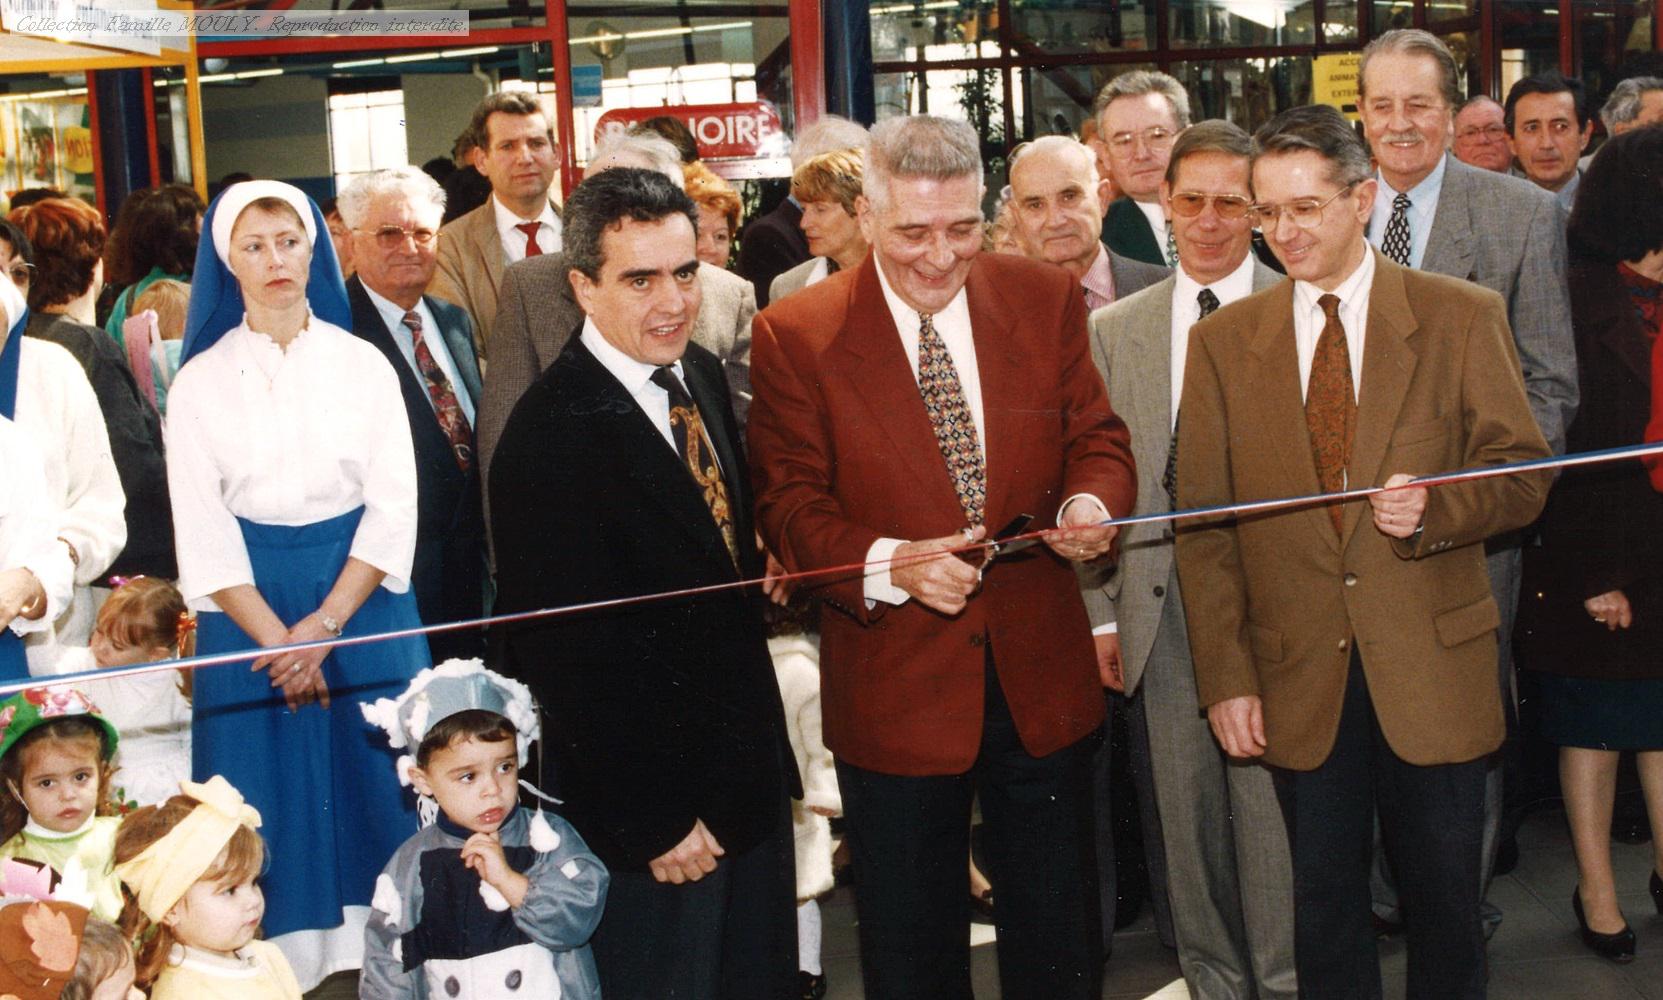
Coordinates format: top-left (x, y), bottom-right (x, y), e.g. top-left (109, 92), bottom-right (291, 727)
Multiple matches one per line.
top-left (319, 613), bottom-right (344, 637)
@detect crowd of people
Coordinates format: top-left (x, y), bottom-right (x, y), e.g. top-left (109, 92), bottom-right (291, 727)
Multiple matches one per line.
top-left (0, 25), bottom-right (1662, 1000)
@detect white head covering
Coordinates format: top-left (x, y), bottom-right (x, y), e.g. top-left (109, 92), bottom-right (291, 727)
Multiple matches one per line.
top-left (209, 179), bottom-right (317, 268)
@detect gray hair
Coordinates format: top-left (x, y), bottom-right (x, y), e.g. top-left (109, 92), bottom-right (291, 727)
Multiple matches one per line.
top-left (1252, 104), bottom-right (1374, 189)
top-left (865, 114), bottom-right (982, 212)
top-left (789, 114), bottom-right (870, 171)
top-left (1093, 70), bottom-right (1192, 130)
top-left (1359, 29), bottom-right (1461, 108)
top-left (1165, 119), bottom-right (1254, 185)
top-left (1600, 76), bottom-right (1663, 131)
top-left (336, 166), bottom-right (446, 230)
top-left (1007, 135), bottom-right (1096, 185)
top-left (589, 130), bottom-right (685, 188)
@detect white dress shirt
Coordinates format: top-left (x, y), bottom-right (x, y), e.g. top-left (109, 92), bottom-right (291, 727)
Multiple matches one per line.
top-left (492, 194), bottom-right (561, 265)
top-left (360, 284), bottom-right (477, 424)
top-left (578, 318), bottom-right (686, 455)
top-left (1171, 254), bottom-right (1258, 428)
top-left (1292, 243), bottom-right (1375, 403)
top-left (1368, 153), bottom-right (1447, 269)
top-left (0, 416), bottom-right (73, 637)
top-left (165, 316), bottom-right (418, 610)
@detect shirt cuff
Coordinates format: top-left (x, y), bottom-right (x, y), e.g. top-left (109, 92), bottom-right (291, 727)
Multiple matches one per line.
top-left (1092, 622), bottom-right (1118, 636)
top-left (1059, 494), bottom-right (1111, 526)
top-left (863, 538), bottom-right (911, 608)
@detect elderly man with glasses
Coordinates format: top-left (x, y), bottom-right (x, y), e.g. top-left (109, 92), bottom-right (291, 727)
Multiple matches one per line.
top-left (1082, 119), bottom-right (1296, 1000)
top-left (1093, 70), bottom-right (1190, 268)
top-left (340, 165), bottom-right (486, 660)
top-left (1453, 95), bottom-right (1512, 173)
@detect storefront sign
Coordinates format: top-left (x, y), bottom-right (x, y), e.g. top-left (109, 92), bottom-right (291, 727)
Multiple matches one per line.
top-left (594, 102), bottom-right (787, 162)
top-left (1313, 53), bottom-right (1362, 120)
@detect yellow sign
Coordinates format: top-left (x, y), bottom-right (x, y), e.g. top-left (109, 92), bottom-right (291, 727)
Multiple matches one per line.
top-left (62, 125), bottom-right (94, 176)
top-left (1313, 53), bottom-right (1362, 120)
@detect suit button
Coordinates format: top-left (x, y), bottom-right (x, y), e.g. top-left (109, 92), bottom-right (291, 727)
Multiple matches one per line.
top-left (1337, 638), bottom-right (1349, 652)
top-left (1153, 585), bottom-right (1165, 597)
top-left (969, 633), bottom-right (986, 648)
top-left (1344, 573), bottom-right (1357, 586)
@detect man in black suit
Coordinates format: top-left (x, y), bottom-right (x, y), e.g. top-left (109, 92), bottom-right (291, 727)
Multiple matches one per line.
top-left (491, 167), bottom-right (797, 998)
top-left (339, 166), bottom-right (486, 660)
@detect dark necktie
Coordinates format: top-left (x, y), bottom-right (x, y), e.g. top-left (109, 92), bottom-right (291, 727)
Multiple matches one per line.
top-left (1381, 193), bottom-right (1412, 266)
top-left (1305, 293), bottom-right (1357, 534)
top-left (515, 221), bottom-right (544, 257)
top-left (917, 312), bottom-right (986, 527)
top-left (402, 311), bottom-right (473, 471)
top-left (650, 365), bottom-right (740, 566)
top-left (1164, 288), bottom-right (1220, 508)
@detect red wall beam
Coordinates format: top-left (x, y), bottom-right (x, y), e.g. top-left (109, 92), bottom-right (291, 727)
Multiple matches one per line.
top-left (141, 67), bottom-right (162, 186)
top-left (790, 0), bottom-right (825, 128)
top-left (548, 0), bottom-right (578, 196)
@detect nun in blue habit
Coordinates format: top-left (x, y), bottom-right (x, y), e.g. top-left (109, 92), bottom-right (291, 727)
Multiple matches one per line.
top-left (166, 180), bottom-right (431, 989)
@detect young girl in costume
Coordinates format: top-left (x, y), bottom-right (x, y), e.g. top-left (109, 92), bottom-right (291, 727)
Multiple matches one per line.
top-left (42, 575), bottom-right (193, 807)
top-left (0, 898), bottom-right (144, 1000)
top-left (0, 686), bottom-right (124, 921)
top-left (113, 775), bottom-right (300, 999)
top-left (359, 658), bottom-right (609, 999)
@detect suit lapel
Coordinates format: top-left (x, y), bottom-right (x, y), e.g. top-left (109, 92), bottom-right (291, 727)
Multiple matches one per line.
top-left (426, 296), bottom-right (483, 403)
top-left (1241, 281), bottom-right (1337, 552)
top-left (1341, 254), bottom-right (1419, 547)
top-left (964, 259), bottom-right (1026, 523)
top-left (471, 205), bottom-right (505, 298)
top-left (348, 277), bottom-right (437, 430)
top-left (683, 351), bottom-right (745, 509)
top-left (1129, 284), bottom-right (1174, 478)
top-left (836, 257), bottom-right (965, 517)
top-left (1422, 158), bottom-right (1477, 281)
top-left (1105, 199), bottom-right (1164, 267)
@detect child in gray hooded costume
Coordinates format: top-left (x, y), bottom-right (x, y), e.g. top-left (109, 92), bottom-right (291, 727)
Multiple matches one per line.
top-left (359, 658), bottom-right (608, 999)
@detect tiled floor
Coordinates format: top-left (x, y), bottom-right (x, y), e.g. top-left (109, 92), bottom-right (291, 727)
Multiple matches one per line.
top-left (303, 804), bottom-right (1663, 1000)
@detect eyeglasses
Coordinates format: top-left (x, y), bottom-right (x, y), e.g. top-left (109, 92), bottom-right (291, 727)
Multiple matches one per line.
top-left (6, 262), bottom-right (33, 285)
top-left (1455, 123), bottom-right (1507, 141)
top-left (359, 225), bottom-right (438, 250)
top-left (1168, 192), bottom-right (1253, 219)
top-left (1106, 127), bottom-right (1176, 155)
top-left (1247, 184), bottom-right (1357, 230)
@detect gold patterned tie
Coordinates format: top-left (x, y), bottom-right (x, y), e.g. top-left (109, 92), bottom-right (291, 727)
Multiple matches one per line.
top-left (650, 366), bottom-right (740, 566)
top-left (917, 312), bottom-right (986, 527)
top-left (1305, 293), bottom-right (1357, 534)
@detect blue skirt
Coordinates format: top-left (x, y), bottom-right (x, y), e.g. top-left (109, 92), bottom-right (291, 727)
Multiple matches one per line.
top-left (192, 507), bottom-right (429, 938)
top-left (0, 628), bottom-right (23, 682)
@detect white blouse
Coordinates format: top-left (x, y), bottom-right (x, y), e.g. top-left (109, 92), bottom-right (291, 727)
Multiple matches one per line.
top-left (0, 415), bottom-right (74, 635)
top-left (12, 338), bottom-right (127, 585)
top-left (165, 316), bottom-right (417, 611)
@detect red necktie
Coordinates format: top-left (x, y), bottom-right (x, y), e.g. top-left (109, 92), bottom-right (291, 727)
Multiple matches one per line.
top-left (1305, 293), bottom-right (1356, 534)
top-left (403, 310), bottom-right (474, 471)
top-left (516, 221), bottom-right (544, 257)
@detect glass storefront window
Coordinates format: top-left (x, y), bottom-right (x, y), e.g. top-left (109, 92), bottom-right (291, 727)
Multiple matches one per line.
top-left (0, 74), bottom-right (96, 207)
top-left (1373, 0), bottom-right (1416, 37)
top-left (1009, 0), bottom-right (1156, 55)
top-left (1324, 0), bottom-right (1362, 43)
top-left (871, 0), bottom-right (1000, 62)
top-left (1015, 62), bottom-right (1157, 138)
top-left (1169, 0), bottom-right (1317, 49)
top-left (1171, 56), bottom-right (1314, 130)
top-left (1437, 30), bottom-right (1483, 100)
top-left (152, 65), bottom-right (195, 187)
top-left (1576, 0), bottom-right (1657, 110)
top-left (1500, 0), bottom-right (1564, 94)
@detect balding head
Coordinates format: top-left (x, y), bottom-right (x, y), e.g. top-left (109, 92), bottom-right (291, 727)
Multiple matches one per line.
top-left (1006, 136), bottom-right (1111, 277)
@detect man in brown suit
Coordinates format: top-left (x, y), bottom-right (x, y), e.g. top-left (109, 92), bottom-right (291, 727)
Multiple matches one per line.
top-left (430, 91), bottom-right (561, 361)
top-left (1174, 105), bottom-right (1551, 999)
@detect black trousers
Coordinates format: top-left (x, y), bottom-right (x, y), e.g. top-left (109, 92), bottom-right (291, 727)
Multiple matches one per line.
top-left (589, 800), bottom-right (797, 999)
top-left (837, 649), bottom-right (1102, 1000)
top-left (1272, 651), bottom-right (1488, 1000)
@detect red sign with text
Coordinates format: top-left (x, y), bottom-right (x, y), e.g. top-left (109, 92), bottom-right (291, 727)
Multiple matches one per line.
top-left (594, 102), bottom-right (786, 162)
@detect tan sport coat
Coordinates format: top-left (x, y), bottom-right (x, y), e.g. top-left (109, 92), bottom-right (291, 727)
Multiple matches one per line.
top-left (429, 196), bottom-right (561, 360)
top-left (1173, 251), bottom-right (1552, 771)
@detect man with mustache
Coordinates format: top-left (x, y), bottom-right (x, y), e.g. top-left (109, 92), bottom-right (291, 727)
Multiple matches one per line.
top-left (1356, 28), bottom-right (1578, 938)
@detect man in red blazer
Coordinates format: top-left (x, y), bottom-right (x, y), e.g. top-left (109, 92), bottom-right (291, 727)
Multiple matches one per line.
top-left (749, 114), bottom-right (1137, 1000)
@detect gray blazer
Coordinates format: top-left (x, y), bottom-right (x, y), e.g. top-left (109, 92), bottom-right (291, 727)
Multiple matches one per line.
top-left (1081, 261), bottom-right (1282, 694)
top-left (1418, 155), bottom-right (1578, 453)
top-left (769, 256), bottom-right (828, 304)
top-left (1107, 249), bottom-right (1171, 302)
top-left (476, 253), bottom-right (758, 494)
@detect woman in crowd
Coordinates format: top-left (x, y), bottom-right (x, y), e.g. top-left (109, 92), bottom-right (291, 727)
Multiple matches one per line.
top-left (1534, 125), bottom-right (1663, 963)
top-left (101, 183), bottom-right (203, 346)
top-left (769, 148), bottom-right (868, 302)
top-left (0, 220), bottom-right (126, 669)
top-left (684, 159), bottom-right (742, 269)
top-left (12, 198), bottom-right (174, 591)
top-left (166, 180), bottom-right (429, 989)
top-left (0, 412), bottom-right (73, 680)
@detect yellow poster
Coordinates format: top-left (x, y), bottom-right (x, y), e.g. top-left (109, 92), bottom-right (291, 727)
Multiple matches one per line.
top-left (1313, 53), bottom-right (1362, 120)
top-left (62, 125), bottom-right (94, 176)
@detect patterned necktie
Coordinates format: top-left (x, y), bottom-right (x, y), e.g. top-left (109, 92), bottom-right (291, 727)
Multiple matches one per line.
top-left (650, 365), bottom-right (740, 566)
top-left (1164, 222), bottom-right (1181, 267)
top-left (1380, 193), bottom-right (1412, 266)
top-left (1305, 294), bottom-right (1357, 534)
top-left (402, 311), bottom-right (473, 471)
top-left (515, 221), bottom-right (544, 257)
top-left (917, 312), bottom-right (986, 526)
top-left (1163, 288), bottom-right (1220, 508)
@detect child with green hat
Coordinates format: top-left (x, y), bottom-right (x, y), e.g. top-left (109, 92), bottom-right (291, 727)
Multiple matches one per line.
top-left (0, 685), bottom-right (124, 921)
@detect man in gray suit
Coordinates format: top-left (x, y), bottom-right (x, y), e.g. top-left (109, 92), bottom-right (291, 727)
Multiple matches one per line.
top-left (476, 132), bottom-right (757, 517)
top-left (1083, 120), bottom-right (1295, 1000)
top-left (1006, 131), bottom-right (1171, 951)
top-left (1357, 28), bottom-right (1578, 933)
